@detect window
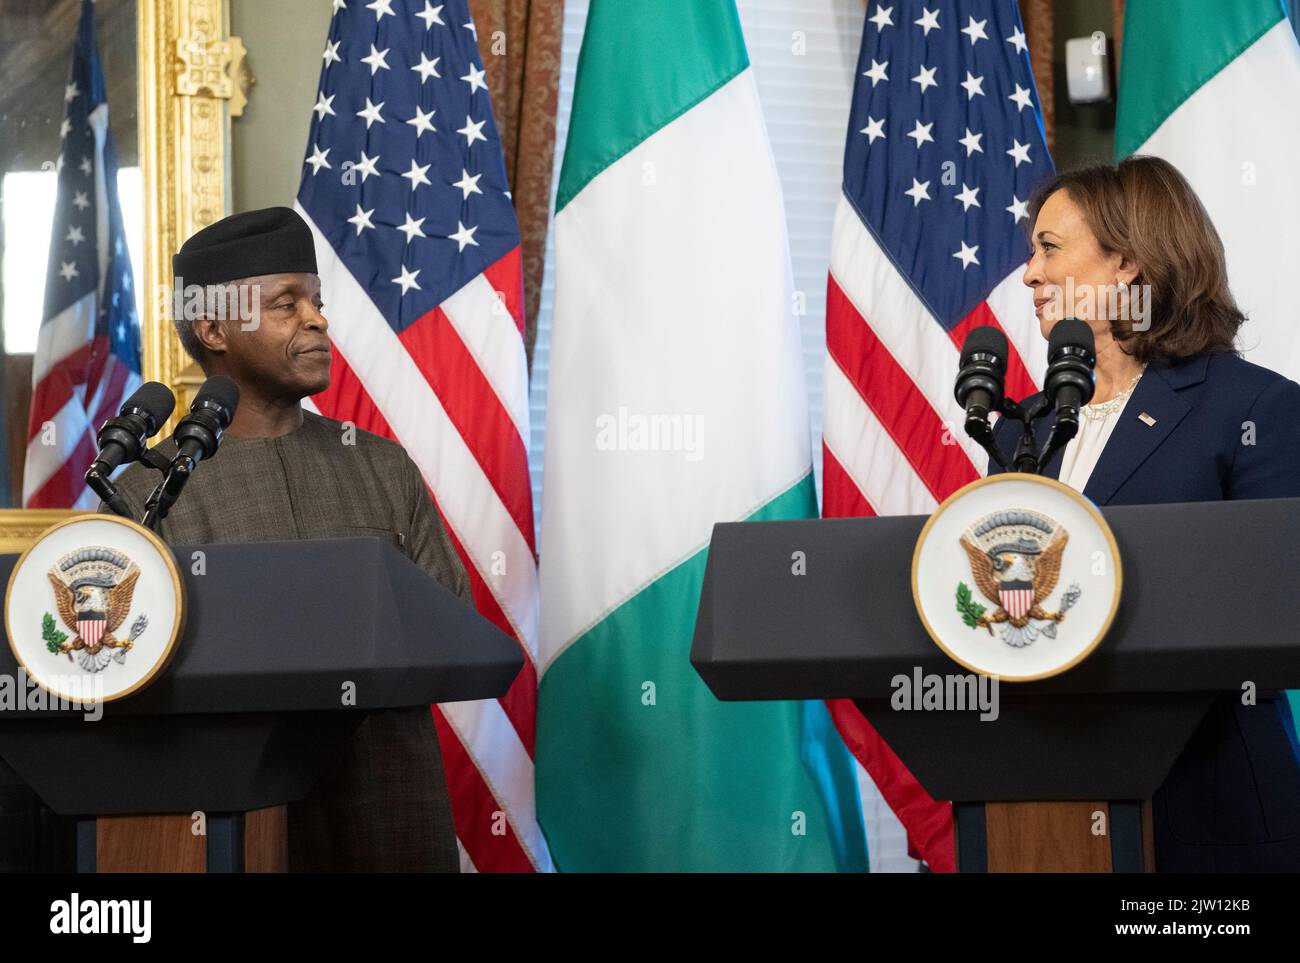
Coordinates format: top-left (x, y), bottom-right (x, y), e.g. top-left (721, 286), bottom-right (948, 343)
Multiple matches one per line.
top-left (1, 166), bottom-right (144, 353)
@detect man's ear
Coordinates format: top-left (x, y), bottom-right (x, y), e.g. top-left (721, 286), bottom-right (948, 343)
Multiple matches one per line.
top-left (192, 315), bottom-right (228, 357)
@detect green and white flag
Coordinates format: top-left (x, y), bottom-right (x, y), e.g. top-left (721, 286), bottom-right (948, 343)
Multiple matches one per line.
top-left (1116, 0), bottom-right (1300, 381)
top-left (536, 0), bottom-right (866, 871)
top-left (1118, 0), bottom-right (1300, 745)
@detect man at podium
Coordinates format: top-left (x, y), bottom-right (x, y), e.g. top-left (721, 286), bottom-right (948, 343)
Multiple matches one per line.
top-left (109, 207), bottom-right (472, 872)
top-left (995, 156), bottom-right (1300, 871)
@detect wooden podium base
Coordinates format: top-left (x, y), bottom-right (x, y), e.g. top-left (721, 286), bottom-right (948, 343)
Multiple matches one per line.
top-left (83, 806), bottom-right (287, 873)
top-left (954, 801), bottom-right (1155, 872)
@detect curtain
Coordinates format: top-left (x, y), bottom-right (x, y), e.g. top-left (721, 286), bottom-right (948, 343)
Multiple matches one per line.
top-left (1020, 0), bottom-right (1055, 151)
top-left (1113, 0), bottom-right (1125, 74)
top-left (469, 0), bottom-right (564, 366)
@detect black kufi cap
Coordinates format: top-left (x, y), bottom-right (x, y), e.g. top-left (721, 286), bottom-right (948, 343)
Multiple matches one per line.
top-left (172, 207), bottom-right (317, 288)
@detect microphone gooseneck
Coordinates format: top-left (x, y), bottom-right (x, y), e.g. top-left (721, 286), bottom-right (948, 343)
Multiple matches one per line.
top-left (170, 376), bottom-right (241, 475)
top-left (141, 377), bottom-right (240, 532)
top-left (1035, 319), bottom-right (1097, 472)
top-left (955, 326), bottom-right (1009, 468)
top-left (86, 381), bottom-right (177, 517)
top-left (955, 318), bottom-right (1099, 477)
top-left (1042, 318), bottom-right (1097, 431)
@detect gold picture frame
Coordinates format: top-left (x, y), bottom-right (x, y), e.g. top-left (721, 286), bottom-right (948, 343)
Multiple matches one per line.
top-left (0, 0), bottom-right (239, 552)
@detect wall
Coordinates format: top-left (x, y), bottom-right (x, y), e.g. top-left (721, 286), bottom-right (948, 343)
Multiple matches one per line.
top-left (229, 0), bottom-right (333, 213)
top-left (1050, 0), bottom-right (1118, 170)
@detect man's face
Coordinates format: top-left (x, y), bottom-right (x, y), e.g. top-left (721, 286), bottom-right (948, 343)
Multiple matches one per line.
top-left (198, 272), bottom-right (331, 399)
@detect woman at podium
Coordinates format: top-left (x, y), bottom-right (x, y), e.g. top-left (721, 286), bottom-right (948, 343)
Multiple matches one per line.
top-left (995, 155), bottom-right (1300, 871)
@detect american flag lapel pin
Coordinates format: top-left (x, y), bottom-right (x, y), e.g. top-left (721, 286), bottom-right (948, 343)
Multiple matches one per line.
top-left (1138, 412), bottom-right (1157, 427)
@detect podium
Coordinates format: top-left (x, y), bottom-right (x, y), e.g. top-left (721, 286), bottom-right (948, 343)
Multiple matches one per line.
top-left (691, 497), bottom-right (1300, 872)
top-left (0, 537), bottom-right (522, 872)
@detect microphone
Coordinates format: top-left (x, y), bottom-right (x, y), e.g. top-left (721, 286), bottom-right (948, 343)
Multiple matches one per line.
top-left (86, 382), bottom-right (176, 517)
top-left (88, 382), bottom-right (176, 478)
top-left (1033, 319), bottom-right (1097, 473)
top-left (955, 326), bottom-right (1009, 427)
top-left (955, 326), bottom-right (1009, 467)
top-left (1042, 318), bottom-right (1096, 432)
top-left (141, 377), bottom-right (239, 531)
top-left (169, 376), bottom-right (240, 475)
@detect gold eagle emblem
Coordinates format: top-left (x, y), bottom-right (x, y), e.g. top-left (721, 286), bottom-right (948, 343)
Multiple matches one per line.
top-left (956, 509), bottom-right (1081, 647)
top-left (45, 546), bottom-right (148, 673)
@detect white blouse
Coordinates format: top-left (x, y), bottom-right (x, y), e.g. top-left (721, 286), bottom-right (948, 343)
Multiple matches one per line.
top-left (1057, 389), bottom-right (1135, 494)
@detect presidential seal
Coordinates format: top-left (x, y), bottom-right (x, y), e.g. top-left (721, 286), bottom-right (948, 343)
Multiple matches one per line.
top-left (911, 473), bottom-right (1121, 681)
top-left (46, 547), bottom-right (148, 673)
top-left (6, 515), bottom-right (184, 702)
top-left (957, 509), bottom-right (1081, 648)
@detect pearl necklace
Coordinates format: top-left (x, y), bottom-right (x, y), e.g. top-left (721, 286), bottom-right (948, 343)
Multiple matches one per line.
top-left (1081, 364), bottom-right (1147, 422)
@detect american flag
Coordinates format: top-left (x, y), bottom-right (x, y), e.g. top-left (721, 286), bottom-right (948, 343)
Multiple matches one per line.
top-left (296, 0), bottom-right (549, 872)
top-left (821, 1), bottom-right (1054, 871)
top-left (24, 0), bottom-right (142, 509)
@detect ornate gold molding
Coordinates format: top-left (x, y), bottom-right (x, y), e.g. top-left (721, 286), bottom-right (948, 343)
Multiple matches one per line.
top-left (139, 0), bottom-right (235, 431)
top-left (0, 510), bottom-right (92, 555)
top-left (176, 32), bottom-right (248, 117)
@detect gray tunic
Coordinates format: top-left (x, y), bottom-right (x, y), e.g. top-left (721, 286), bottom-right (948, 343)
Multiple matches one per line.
top-left (110, 410), bottom-right (470, 872)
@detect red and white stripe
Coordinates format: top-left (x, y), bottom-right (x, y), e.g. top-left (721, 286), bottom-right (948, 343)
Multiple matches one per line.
top-left (78, 617), bottom-right (105, 648)
top-left (298, 205), bottom-right (552, 873)
top-left (23, 297), bottom-right (135, 509)
top-left (1000, 587), bottom-right (1033, 621)
top-left (822, 192), bottom-right (1042, 872)
top-left (24, 104), bottom-right (139, 509)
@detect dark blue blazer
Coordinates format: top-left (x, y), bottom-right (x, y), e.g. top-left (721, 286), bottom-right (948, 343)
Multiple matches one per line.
top-left (992, 351), bottom-right (1300, 871)
top-left (992, 350), bottom-right (1300, 504)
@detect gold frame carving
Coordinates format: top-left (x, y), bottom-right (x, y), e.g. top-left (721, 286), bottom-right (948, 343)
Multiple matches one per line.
top-left (140, 0), bottom-right (234, 418)
top-left (0, 511), bottom-right (94, 556)
top-left (0, 0), bottom-right (236, 550)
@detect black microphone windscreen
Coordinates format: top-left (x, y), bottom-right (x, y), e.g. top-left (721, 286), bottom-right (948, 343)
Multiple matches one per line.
top-left (960, 325), bottom-right (1008, 372)
top-left (194, 375), bottom-right (241, 416)
top-left (124, 381), bottom-right (177, 427)
top-left (1048, 318), bottom-right (1095, 360)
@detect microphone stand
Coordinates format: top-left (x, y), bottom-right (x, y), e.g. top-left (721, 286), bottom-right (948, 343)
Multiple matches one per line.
top-left (969, 395), bottom-right (1077, 477)
top-left (140, 459), bottom-right (193, 533)
top-left (963, 403), bottom-right (1005, 468)
top-left (966, 414), bottom-right (1008, 470)
top-left (962, 322), bottom-right (1095, 478)
top-left (138, 381), bottom-right (237, 533)
top-left (86, 466), bottom-right (133, 518)
top-left (993, 396), bottom-right (1054, 475)
top-left (1034, 416), bottom-right (1079, 475)
top-left (86, 447), bottom-right (175, 520)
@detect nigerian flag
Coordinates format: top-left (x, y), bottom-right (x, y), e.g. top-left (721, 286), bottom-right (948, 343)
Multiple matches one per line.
top-left (1117, 0), bottom-right (1300, 740)
top-left (1116, 0), bottom-right (1300, 382)
top-left (535, 0), bottom-right (866, 871)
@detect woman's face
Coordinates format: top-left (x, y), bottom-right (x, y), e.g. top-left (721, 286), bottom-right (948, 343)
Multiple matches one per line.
top-left (1023, 190), bottom-right (1135, 343)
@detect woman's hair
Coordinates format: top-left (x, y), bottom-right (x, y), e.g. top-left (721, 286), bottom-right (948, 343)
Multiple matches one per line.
top-left (1028, 155), bottom-right (1243, 363)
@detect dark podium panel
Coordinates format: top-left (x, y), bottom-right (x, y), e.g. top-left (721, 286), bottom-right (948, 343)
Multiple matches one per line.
top-left (691, 497), bottom-right (1300, 870)
top-left (0, 537), bottom-right (522, 871)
